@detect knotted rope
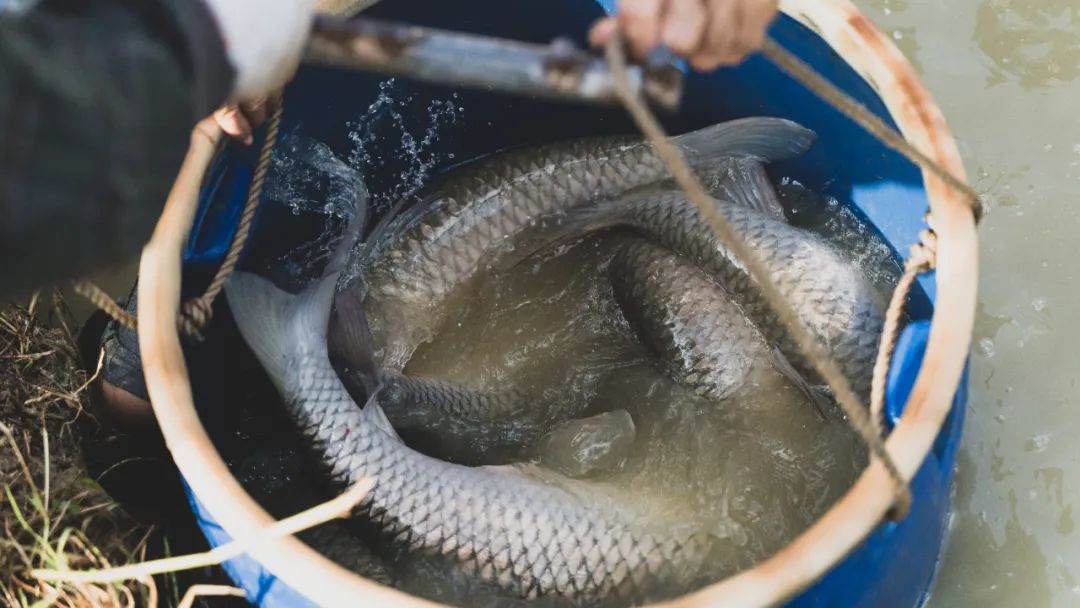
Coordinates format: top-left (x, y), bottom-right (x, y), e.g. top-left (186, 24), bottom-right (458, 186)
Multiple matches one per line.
top-left (78, 93), bottom-right (283, 341)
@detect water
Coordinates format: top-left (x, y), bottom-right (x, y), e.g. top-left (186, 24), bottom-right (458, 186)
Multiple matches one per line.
top-left (852, 0), bottom-right (1080, 605)
top-left (391, 224), bottom-right (867, 604)
top-left (228, 118), bottom-right (875, 604)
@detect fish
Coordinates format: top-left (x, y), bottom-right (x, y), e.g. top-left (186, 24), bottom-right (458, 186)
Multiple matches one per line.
top-left (608, 237), bottom-right (763, 401)
top-left (298, 524), bottom-right (396, 586)
top-left (608, 237), bottom-right (830, 414)
top-left (509, 187), bottom-right (887, 401)
top-left (225, 270), bottom-right (735, 605)
top-left (345, 118), bottom-right (817, 372)
top-left (329, 288), bottom-right (592, 465)
top-left (377, 373), bottom-right (542, 464)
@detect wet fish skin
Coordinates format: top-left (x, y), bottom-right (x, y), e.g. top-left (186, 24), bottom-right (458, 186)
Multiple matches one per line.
top-left (226, 271), bottom-right (726, 605)
top-left (298, 524), bottom-right (396, 586)
top-left (540, 193), bottom-right (885, 399)
top-left (609, 237), bottom-right (763, 401)
top-left (353, 118), bottom-right (817, 371)
top-left (379, 373), bottom-right (544, 463)
top-left (381, 373), bottom-right (530, 425)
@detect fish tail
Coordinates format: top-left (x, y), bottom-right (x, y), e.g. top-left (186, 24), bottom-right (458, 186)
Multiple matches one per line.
top-left (224, 271), bottom-right (338, 391)
top-left (673, 117), bottom-right (816, 165)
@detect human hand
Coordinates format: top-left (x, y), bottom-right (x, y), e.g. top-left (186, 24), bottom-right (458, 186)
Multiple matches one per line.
top-left (589, 0), bottom-right (779, 71)
top-left (201, 0), bottom-right (315, 101)
top-left (213, 98), bottom-right (269, 145)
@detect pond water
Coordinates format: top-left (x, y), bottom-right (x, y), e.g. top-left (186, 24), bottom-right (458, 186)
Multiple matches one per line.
top-left (855, 0), bottom-right (1080, 605)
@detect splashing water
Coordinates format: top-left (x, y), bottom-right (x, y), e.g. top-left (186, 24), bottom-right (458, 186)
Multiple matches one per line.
top-left (346, 80), bottom-right (464, 211)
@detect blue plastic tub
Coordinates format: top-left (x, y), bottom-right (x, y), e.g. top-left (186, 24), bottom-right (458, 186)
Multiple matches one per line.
top-left (184, 0), bottom-right (967, 605)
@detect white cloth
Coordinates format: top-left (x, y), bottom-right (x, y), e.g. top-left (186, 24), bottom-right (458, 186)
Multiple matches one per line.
top-left (201, 0), bottom-right (316, 100)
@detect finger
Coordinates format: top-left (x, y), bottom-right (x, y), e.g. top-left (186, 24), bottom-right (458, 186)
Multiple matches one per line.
top-left (214, 105), bottom-right (254, 145)
top-left (619, 0), bottom-right (666, 58)
top-left (690, 0), bottom-right (741, 71)
top-left (733, 0), bottom-right (778, 56)
top-left (589, 16), bottom-right (618, 48)
top-left (661, 0), bottom-right (708, 57)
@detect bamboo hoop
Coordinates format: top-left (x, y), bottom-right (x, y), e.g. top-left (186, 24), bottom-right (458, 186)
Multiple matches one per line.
top-left (137, 119), bottom-right (437, 607)
top-left (137, 0), bottom-right (976, 606)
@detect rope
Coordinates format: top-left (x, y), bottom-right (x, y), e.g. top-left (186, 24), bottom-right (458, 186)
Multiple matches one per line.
top-left (605, 37), bottom-right (912, 519)
top-left (869, 233), bottom-right (937, 436)
top-left (73, 281), bottom-right (137, 330)
top-left (759, 38), bottom-right (983, 222)
top-left (75, 92), bottom-right (283, 340)
top-left (179, 92), bottom-right (284, 340)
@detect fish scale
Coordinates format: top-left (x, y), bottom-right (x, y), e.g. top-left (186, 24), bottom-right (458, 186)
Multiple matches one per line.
top-left (274, 337), bottom-right (716, 603)
top-left (351, 118), bottom-right (817, 371)
top-left (610, 238), bottom-right (764, 401)
top-left (603, 192), bottom-right (885, 398)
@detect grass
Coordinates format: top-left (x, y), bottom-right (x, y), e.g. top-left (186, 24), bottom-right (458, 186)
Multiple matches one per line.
top-left (0, 292), bottom-right (155, 607)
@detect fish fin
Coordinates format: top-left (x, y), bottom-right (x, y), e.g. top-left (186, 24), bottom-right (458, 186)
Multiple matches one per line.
top-left (363, 391), bottom-right (402, 440)
top-left (714, 158), bottom-right (786, 221)
top-left (673, 117), bottom-right (816, 164)
top-left (225, 271), bottom-right (339, 392)
top-left (494, 204), bottom-right (626, 272)
top-left (327, 283), bottom-right (381, 391)
top-left (768, 347), bottom-right (831, 420)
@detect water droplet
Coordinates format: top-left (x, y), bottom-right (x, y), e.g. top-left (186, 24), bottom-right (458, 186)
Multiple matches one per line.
top-left (1032, 298), bottom-right (1046, 312)
top-left (892, 30), bottom-right (902, 40)
top-left (977, 337), bottom-right (996, 358)
top-left (1044, 143), bottom-right (1054, 152)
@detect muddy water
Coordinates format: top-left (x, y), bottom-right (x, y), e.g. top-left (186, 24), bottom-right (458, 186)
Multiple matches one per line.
top-left (854, 0), bottom-right (1080, 605)
top-left (400, 227), bottom-right (866, 603)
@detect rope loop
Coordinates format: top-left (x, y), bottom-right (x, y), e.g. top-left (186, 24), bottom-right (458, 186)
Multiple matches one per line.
top-left (179, 297), bottom-right (213, 342)
top-left (75, 92), bottom-right (284, 342)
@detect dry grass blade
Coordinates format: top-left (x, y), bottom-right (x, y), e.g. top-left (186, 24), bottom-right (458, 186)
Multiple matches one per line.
top-left (177, 585), bottom-right (246, 608)
top-left (1, 300), bottom-right (154, 607)
top-left (32, 478), bottom-right (373, 584)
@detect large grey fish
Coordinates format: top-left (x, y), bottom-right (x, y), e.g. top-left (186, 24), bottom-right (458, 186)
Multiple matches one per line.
top-left (378, 373), bottom-right (541, 464)
top-left (347, 118), bottom-right (816, 371)
top-left (513, 191), bottom-right (887, 400)
top-left (608, 237), bottom-right (829, 414)
top-left (329, 290), bottom-right (567, 464)
top-left (609, 237), bottom-right (765, 401)
top-left (226, 271), bottom-right (732, 605)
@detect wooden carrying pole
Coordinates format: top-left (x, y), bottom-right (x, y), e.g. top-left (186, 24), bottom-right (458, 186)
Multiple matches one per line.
top-left (136, 0), bottom-right (977, 605)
